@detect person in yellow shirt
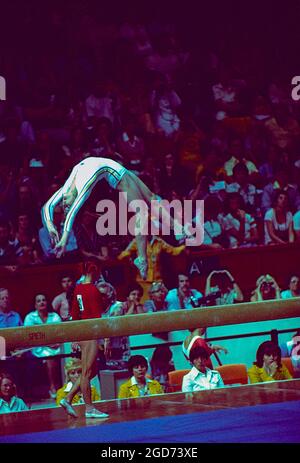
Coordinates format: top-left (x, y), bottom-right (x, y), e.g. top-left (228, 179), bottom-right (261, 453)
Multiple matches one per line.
top-left (118, 236), bottom-right (185, 300)
top-left (56, 358), bottom-right (100, 405)
top-left (118, 355), bottom-right (163, 399)
top-left (248, 341), bottom-right (292, 384)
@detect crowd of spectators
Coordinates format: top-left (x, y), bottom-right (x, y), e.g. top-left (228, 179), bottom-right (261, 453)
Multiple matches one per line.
top-left (0, 1), bottom-right (300, 412)
top-left (1, 3), bottom-right (300, 270)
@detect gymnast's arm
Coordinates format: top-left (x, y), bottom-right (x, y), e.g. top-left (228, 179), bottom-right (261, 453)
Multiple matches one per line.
top-left (42, 188), bottom-right (64, 244)
top-left (55, 187), bottom-right (92, 255)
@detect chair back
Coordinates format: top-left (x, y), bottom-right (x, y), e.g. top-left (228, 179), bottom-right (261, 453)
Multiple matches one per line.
top-left (215, 363), bottom-right (248, 385)
top-left (168, 369), bottom-right (189, 392)
top-left (281, 357), bottom-right (294, 377)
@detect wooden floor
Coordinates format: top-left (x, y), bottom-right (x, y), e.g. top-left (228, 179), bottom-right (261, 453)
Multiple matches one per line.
top-left (1, 379), bottom-right (300, 438)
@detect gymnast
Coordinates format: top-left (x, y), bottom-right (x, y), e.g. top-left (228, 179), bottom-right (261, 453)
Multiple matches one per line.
top-left (42, 157), bottom-right (188, 279)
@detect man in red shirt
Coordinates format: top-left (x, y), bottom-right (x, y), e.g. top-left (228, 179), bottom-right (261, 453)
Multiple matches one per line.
top-left (60, 261), bottom-right (109, 419)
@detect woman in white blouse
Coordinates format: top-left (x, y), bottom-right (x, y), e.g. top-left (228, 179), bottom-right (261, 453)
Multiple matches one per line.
top-left (182, 346), bottom-right (224, 392)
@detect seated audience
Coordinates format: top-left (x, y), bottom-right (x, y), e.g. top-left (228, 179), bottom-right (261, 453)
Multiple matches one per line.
top-left (264, 190), bottom-right (294, 245)
top-left (281, 275), bottom-right (300, 299)
top-left (251, 274), bottom-right (281, 302)
top-left (182, 346), bottom-right (224, 392)
top-left (205, 269), bottom-right (244, 305)
top-left (248, 341), bottom-right (292, 383)
top-left (0, 219), bottom-right (23, 265)
top-left (56, 358), bottom-right (100, 405)
top-left (261, 168), bottom-right (300, 216)
top-left (0, 373), bottom-right (28, 414)
top-left (166, 273), bottom-right (203, 311)
top-left (118, 355), bottom-right (163, 399)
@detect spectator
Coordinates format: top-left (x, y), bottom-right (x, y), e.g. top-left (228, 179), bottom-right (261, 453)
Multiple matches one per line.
top-left (158, 153), bottom-right (190, 199)
top-left (116, 117), bottom-right (145, 174)
top-left (248, 341), bottom-right (292, 383)
top-left (281, 275), bottom-right (300, 299)
top-left (39, 205), bottom-right (78, 260)
top-left (118, 235), bottom-right (185, 299)
top-left (181, 346), bottom-right (224, 392)
top-left (227, 162), bottom-right (258, 214)
top-left (24, 293), bottom-right (62, 398)
top-left (222, 137), bottom-right (258, 179)
top-left (56, 358), bottom-right (100, 405)
top-left (0, 373), bottom-right (28, 414)
top-left (121, 283), bottom-right (145, 315)
top-left (166, 273), bottom-right (203, 311)
top-left (264, 190), bottom-right (294, 245)
top-left (222, 193), bottom-right (258, 247)
top-left (150, 345), bottom-right (175, 392)
top-left (264, 104), bottom-right (300, 150)
top-left (251, 274), bottom-right (281, 302)
top-left (52, 273), bottom-right (75, 321)
top-left (280, 330), bottom-right (300, 378)
top-left (12, 213), bottom-right (42, 265)
top-left (0, 288), bottom-right (23, 328)
top-left (261, 168), bottom-right (300, 215)
top-left (0, 219), bottom-right (23, 265)
top-left (150, 76), bottom-right (181, 138)
top-left (199, 196), bottom-right (228, 250)
top-left (118, 355), bottom-right (163, 399)
top-left (144, 280), bottom-right (169, 312)
top-left (205, 270), bottom-right (244, 305)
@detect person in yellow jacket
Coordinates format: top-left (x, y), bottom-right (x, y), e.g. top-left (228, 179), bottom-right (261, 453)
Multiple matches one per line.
top-left (56, 358), bottom-right (100, 405)
top-left (118, 355), bottom-right (163, 399)
top-left (118, 236), bottom-right (185, 300)
top-left (248, 341), bottom-right (292, 384)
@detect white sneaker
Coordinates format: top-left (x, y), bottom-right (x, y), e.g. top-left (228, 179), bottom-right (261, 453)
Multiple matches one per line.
top-left (60, 398), bottom-right (78, 418)
top-left (85, 408), bottom-right (109, 419)
top-left (133, 257), bottom-right (148, 280)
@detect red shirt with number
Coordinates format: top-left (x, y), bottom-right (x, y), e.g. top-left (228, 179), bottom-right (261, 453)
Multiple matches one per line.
top-left (71, 283), bottom-right (103, 320)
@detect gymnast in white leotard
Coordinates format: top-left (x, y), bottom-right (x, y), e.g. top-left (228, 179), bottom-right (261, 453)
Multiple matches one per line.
top-left (42, 157), bottom-right (181, 279)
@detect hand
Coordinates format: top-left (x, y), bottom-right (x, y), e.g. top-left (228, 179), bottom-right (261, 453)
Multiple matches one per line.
top-left (54, 234), bottom-right (68, 258)
top-left (47, 223), bottom-right (60, 246)
top-left (212, 344), bottom-right (228, 354)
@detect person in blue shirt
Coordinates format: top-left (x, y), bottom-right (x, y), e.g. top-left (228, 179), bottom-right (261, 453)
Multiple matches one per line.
top-left (0, 288), bottom-right (23, 328)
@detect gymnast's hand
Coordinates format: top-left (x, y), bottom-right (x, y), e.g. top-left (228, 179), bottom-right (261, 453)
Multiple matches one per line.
top-left (47, 223), bottom-right (60, 246)
top-left (54, 237), bottom-right (68, 258)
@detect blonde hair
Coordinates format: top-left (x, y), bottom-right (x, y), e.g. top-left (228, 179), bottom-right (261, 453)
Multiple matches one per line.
top-left (64, 358), bottom-right (82, 381)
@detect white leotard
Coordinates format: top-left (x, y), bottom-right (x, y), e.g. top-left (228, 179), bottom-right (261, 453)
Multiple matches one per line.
top-left (42, 157), bottom-right (127, 232)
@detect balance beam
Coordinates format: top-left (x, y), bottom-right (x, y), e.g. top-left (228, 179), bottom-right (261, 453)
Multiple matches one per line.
top-left (0, 298), bottom-right (299, 350)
